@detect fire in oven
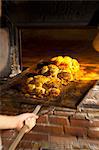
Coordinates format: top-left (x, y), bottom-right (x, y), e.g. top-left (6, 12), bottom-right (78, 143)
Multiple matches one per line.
top-left (0, 0), bottom-right (99, 109)
top-left (0, 1), bottom-right (99, 149)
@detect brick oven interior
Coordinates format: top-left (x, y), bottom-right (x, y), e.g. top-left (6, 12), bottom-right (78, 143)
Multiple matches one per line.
top-left (0, 1), bottom-right (99, 149)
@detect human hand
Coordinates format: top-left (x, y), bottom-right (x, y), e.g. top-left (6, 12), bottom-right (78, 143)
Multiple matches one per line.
top-left (24, 115), bottom-right (38, 133)
top-left (16, 113), bottom-right (38, 132)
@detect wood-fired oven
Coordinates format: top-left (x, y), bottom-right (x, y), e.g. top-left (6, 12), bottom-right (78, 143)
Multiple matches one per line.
top-left (0, 1), bottom-right (99, 149)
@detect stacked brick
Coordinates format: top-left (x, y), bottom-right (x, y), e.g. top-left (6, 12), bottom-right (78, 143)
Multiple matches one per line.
top-left (1, 106), bottom-right (99, 150)
top-left (1, 81), bottom-right (99, 149)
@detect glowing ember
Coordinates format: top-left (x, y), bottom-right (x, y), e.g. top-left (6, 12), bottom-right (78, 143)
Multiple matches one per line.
top-left (80, 63), bottom-right (99, 80)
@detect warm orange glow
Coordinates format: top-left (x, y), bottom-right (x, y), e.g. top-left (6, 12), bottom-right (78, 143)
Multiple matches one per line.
top-left (51, 56), bottom-right (80, 81)
top-left (80, 63), bottom-right (99, 80)
top-left (93, 33), bottom-right (99, 52)
top-left (51, 56), bottom-right (99, 81)
top-left (22, 56), bottom-right (99, 98)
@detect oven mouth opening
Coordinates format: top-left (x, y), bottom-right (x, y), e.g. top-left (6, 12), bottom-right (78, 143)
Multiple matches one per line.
top-left (21, 28), bottom-right (99, 80)
top-left (17, 28), bottom-right (99, 109)
top-left (0, 28), bottom-right (99, 110)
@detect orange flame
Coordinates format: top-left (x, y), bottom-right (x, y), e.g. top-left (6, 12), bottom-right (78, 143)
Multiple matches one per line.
top-left (80, 63), bottom-right (99, 81)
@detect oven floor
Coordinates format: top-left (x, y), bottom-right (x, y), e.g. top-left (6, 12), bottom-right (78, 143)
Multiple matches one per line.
top-left (0, 80), bottom-right (96, 109)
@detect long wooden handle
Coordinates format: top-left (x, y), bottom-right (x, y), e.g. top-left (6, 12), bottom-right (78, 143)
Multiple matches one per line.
top-left (8, 105), bottom-right (41, 150)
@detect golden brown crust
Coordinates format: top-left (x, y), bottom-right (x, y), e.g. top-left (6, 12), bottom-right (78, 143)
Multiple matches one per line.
top-left (21, 56), bottom-right (81, 99)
